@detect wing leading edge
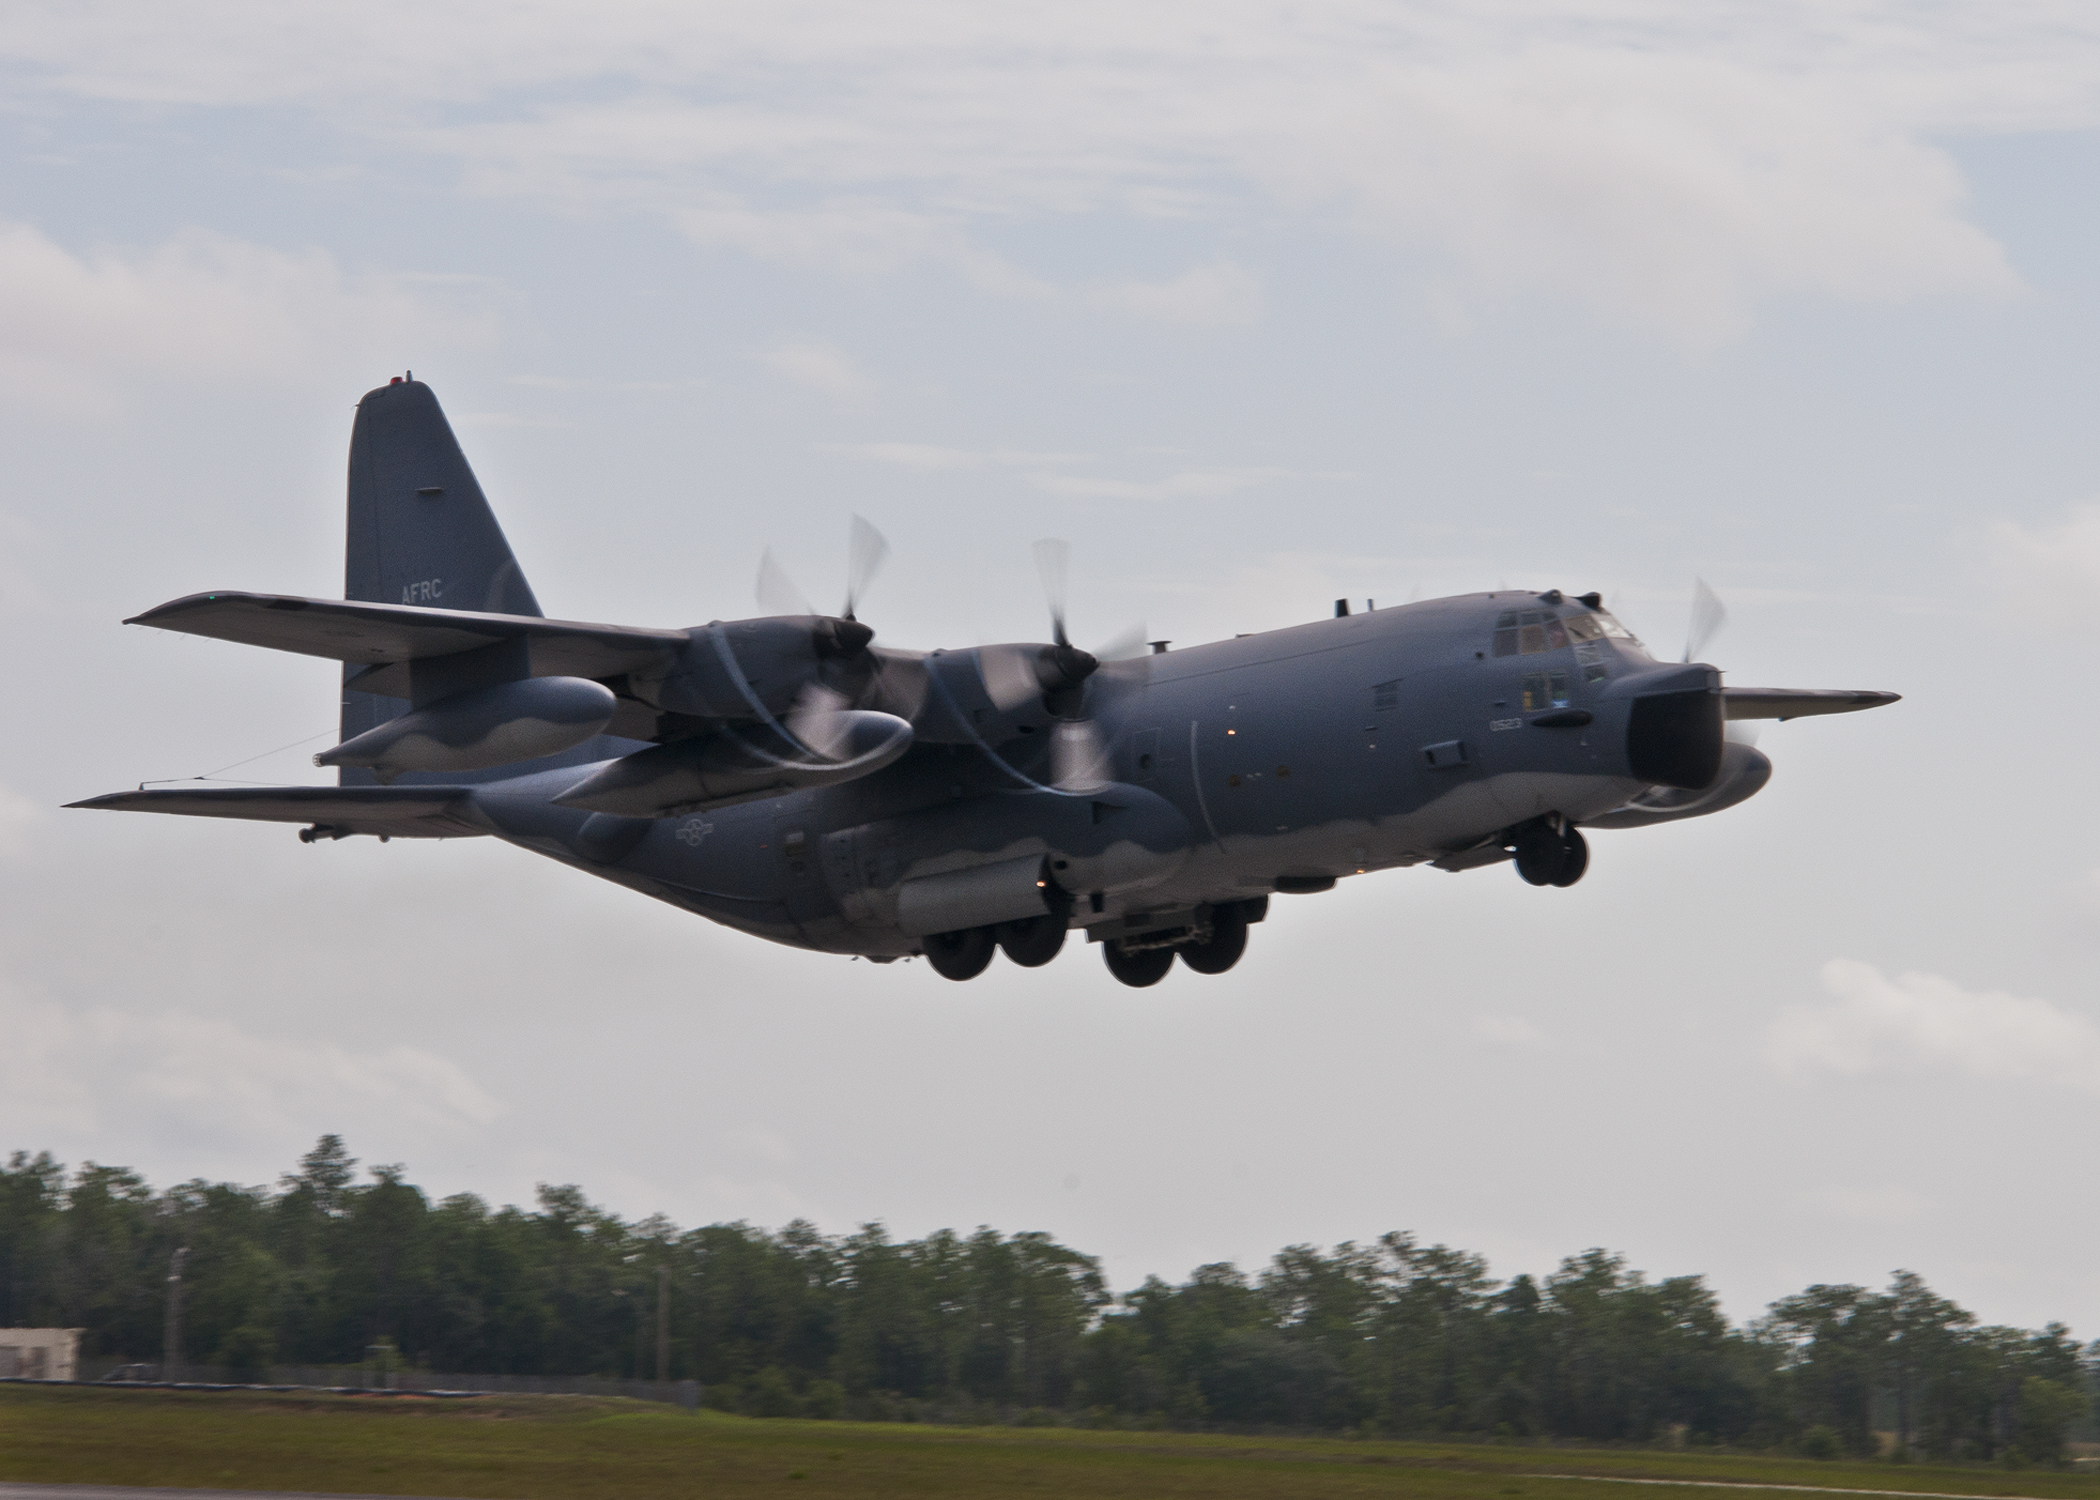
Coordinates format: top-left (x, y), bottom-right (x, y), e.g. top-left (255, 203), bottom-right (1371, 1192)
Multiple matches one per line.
top-left (1722, 687), bottom-right (1898, 720)
top-left (67, 785), bottom-right (484, 841)
top-left (126, 592), bottom-right (688, 697)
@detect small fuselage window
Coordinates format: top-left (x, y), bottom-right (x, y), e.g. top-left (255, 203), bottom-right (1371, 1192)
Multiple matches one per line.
top-left (1522, 671), bottom-right (1571, 711)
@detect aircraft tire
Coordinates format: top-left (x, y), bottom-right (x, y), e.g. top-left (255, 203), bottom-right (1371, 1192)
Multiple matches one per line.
top-left (1178, 907), bottom-right (1248, 975)
top-left (1513, 820), bottom-right (1567, 886)
top-left (924, 926), bottom-right (997, 981)
top-left (998, 914), bottom-right (1067, 968)
top-left (1550, 827), bottom-right (1589, 887)
top-left (1103, 939), bottom-right (1175, 987)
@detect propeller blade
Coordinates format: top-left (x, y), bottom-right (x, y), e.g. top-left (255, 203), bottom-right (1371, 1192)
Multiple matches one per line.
top-left (867, 649), bottom-right (929, 722)
top-left (978, 645), bottom-right (1044, 712)
top-left (1051, 717), bottom-right (1111, 790)
top-left (843, 514), bottom-right (890, 622)
top-left (784, 683), bottom-right (855, 761)
top-left (1033, 538), bottom-right (1071, 648)
top-left (1091, 622), bottom-right (1149, 664)
top-left (1683, 577), bottom-right (1727, 663)
top-left (756, 548), bottom-right (816, 618)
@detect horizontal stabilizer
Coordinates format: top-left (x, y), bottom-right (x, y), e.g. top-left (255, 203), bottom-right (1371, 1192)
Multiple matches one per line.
top-left (127, 592), bottom-right (687, 698)
top-left (67, 785), bottom-right (484, 840)
top-left (1723, 687), bottom-right (1898, 721)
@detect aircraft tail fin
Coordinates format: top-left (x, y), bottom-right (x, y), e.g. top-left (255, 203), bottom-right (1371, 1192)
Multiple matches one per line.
top-left (340, 376), bottom-right (545, 783)
top-left (346, 377), bottom-right (542, 617)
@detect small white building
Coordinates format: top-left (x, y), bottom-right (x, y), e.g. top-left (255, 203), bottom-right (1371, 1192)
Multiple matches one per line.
top-left (0, 1329), bottom-right (82, 1381)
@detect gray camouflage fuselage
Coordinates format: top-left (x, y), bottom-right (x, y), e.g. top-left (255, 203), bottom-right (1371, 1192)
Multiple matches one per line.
top-left (451, 597), bottom-right (1716, 955)
top-left (72, 377), bottom-right (1893, 980)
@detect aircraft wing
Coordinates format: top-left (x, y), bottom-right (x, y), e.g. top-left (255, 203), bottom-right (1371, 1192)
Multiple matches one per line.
top-left (127, 592), bottom-right (688, 692)
top-left (1722, 687), bottom-right (1898, 721)
top-left (66, 785), bottom-right (485, 840)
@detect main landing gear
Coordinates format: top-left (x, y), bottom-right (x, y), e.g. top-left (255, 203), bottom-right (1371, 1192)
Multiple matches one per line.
top-left (922, 912), bottom-right (1070, 979)
top-left (920, 900), bottom-right (1258, 986)
top-left (1511, 815), bottom-right (1588, 887)
top-left (1101, 902), bottom-right (1253, 988)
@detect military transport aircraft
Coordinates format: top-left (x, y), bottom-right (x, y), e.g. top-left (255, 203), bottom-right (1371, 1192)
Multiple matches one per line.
top-left (71, 377), bottom-right (1897, 986)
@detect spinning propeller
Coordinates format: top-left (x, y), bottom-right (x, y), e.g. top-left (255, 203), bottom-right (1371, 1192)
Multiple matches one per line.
top-left (1672, 577), bottom-right (1759, 747)
top-left (757, 513), bottom-right (891, 628)
top-left (1682, 577), bottom-right (1727, 665)
top-left (752, 516), bottom-right (897, 757)
top-left (1029, 538), bottom-right (1145, 790)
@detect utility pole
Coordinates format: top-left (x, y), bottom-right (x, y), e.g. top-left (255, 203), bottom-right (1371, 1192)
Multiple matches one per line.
top-left (162, 1247), bottom-right (188, 1381)
top-left (655, 1264), bottom-right (670, 1385)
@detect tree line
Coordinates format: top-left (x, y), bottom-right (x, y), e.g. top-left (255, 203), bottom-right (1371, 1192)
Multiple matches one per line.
top-left (0, 1139), bottom-right (2088, 1460)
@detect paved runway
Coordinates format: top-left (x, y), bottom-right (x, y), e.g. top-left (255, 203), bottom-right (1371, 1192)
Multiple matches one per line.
top-left (0, 1478), bottom-right (461, 1487)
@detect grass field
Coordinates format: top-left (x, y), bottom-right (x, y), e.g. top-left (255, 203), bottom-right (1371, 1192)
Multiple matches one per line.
top-left (4, 1385), bottom-right (2099, 1500)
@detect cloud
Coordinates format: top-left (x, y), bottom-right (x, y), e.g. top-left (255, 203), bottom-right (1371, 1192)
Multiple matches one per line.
top-left (0, 221), bottom-right (479, 413)
top-left (844, 443), bottom-right (1083, 471)
top-left (0, 511), bottom-right (47, 616)
top-left (1769, 958), bottom-right (2100, 1093)
top-left (1987, 503), bottom-right (2100, 624)
top-left (763, 339), bottom-right (870, 397)
top-left (0, 974), bottom-right (502, 1140)
top-left (1094, 263), bottom-right (1263, 327)
top-left (1032, 465), bottom-right (1299, 501)
top-left (1474, 1015), bottom-right (1549, 1048)
top-left (1, 1), bottom-right (2076, 337)
top-left (1795, 1183), bottom-right (1930, 1225)
top-left (843, 447), bottom-right (1311, 503)
top-left (0, 780), bottom-right (49, 860)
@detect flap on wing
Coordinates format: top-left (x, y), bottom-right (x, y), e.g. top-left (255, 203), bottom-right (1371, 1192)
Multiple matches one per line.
top-left (67, 785), bottom-right (485, 840)
top-left (127, 593), bottom-right (688, 688)
top-left (1723, 687), bottom-right (1899, 721)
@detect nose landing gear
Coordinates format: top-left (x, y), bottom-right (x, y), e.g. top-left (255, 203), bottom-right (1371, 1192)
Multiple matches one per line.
top-left (1512, 816), bottom-right (1588, 887)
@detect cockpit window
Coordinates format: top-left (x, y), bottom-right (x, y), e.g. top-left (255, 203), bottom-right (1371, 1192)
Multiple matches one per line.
top-left (1591, 609), bottom-right (1642, 646)
top-left (1491, 609), bottom-right (1574, 657)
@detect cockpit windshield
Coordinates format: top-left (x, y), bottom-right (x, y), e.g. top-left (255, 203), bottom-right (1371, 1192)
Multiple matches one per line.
top-left (1492, 605), bottom-right (1647, 678)
top-left (1589, 610), bottom-right (1643, 647)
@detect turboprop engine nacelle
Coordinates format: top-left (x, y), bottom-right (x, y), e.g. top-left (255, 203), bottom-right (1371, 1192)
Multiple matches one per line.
top-left (552, 709), bottom-right (914, 817)
top-left (316, 676), bottom-right (618, 783)
top-left (628, 617), bottom-right (875, 721)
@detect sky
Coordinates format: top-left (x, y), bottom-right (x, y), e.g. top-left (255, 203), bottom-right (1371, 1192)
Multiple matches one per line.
top-left (4, 0), bottom-right (2100, 1334)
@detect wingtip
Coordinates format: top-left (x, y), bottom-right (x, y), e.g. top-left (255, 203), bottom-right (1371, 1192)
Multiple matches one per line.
top-left (124, 591), bottom-right (252, 628)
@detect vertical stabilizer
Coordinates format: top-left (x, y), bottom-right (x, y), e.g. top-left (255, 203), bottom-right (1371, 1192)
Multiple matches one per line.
top-left (345, 378), bottom-right (542, 616)
top-left (339, 377), bottom-right (551, 785)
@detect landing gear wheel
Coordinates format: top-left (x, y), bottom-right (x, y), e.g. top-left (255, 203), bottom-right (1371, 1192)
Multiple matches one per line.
top-left (998, 914), bottom-right (1067, 968)
top-left (924, 926), bottom-right (996, 981)
top-left (1513, 820), bottom-right (1567, 886)
top-left (1549, 826), bottom-right (1588, 887)
top-left (1178, 906), bottom-right (1248, 975)
top-left (1103, 939), bottom-right (1175, 987)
